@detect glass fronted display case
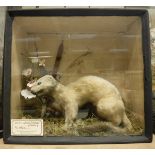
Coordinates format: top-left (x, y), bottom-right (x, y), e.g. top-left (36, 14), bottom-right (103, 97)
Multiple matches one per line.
top-left (3, 9), bottom-right (152, 144)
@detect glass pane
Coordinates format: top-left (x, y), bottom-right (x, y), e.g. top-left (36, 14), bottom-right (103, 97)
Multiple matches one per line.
top-left (11, 16), bottom-right (144, 136)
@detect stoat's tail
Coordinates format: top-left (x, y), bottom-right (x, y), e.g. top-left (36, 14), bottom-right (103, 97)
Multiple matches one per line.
top-left (78, 123), bottom-right (127, 135)
top-left (78, 122), bottom-right (125, 134)
top-left (78, 114), bottom-right (133, 135)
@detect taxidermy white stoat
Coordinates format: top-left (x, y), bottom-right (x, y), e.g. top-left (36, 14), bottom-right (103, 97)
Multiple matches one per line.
top-left (30, 75), bottom-right (133, 133)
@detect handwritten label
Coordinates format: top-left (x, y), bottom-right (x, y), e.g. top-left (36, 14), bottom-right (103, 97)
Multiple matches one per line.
top-left (11, 119), bottom-right (43, 136)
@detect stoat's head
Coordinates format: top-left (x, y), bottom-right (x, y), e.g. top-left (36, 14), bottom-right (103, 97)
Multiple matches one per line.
top-left (30, 75), bottom-right (57, 96)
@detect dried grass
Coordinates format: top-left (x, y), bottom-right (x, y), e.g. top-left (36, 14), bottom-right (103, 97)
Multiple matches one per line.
top-left (23, 109), bottom-right (144, 136)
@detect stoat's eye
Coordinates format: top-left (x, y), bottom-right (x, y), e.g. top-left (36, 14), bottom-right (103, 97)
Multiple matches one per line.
top-left (37, 82), bottom-right (41, 85)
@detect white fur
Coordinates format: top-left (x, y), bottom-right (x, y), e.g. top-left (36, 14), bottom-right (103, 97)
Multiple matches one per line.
top-left (31, 75), bottom-right (132, 130)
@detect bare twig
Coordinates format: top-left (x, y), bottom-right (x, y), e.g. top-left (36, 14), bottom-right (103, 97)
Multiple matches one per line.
top-left (65, 51), bottom-right (92, 71)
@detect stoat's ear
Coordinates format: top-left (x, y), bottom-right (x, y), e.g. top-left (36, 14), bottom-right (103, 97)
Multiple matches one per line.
top-left (44, 75), bottom-right (55, 81)
top-left (47, 75), bottom-right (58, 87)
top-left (55, 73), bottom-right (62, 82)
top-left (43, 75), bottom-right (59, 87)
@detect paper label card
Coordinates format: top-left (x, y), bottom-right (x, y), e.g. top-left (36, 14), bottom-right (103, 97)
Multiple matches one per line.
top-left (11, 119), bottom-right (43, 136)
